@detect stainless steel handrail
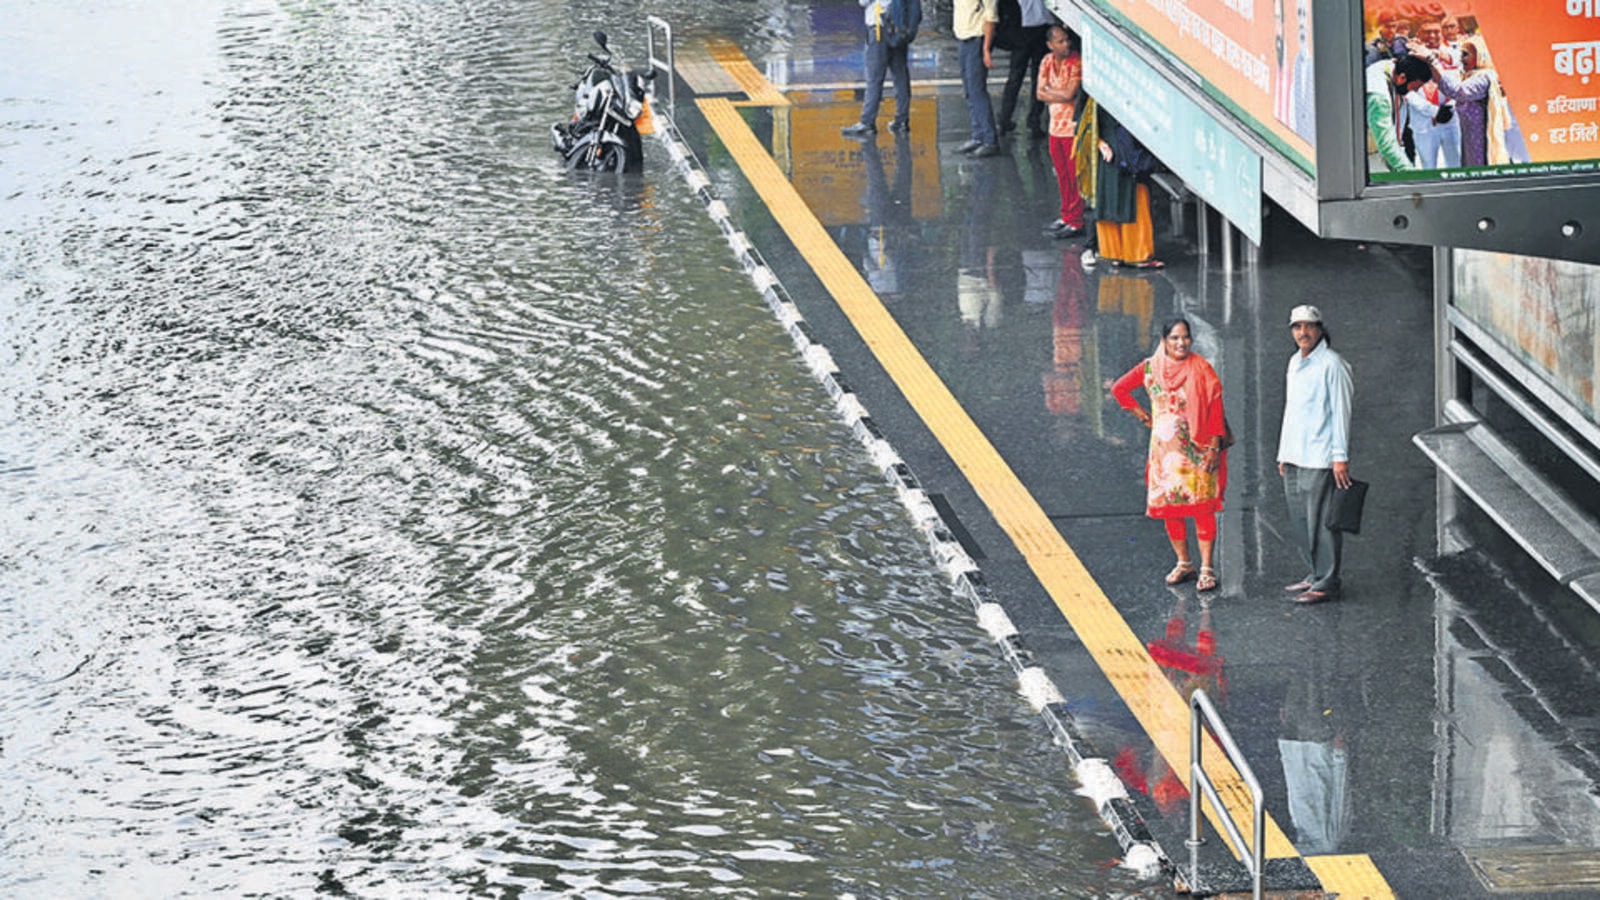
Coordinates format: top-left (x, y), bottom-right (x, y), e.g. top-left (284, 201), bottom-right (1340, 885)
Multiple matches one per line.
top-left (1189, 688), bottom-right (1265, 899)
top-left (645, 16), bottom-right (675, 117)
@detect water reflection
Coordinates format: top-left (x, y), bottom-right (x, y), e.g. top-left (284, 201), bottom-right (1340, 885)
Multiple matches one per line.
top-left (1277, 605), bottom-right (1351, 855)
top-left (0, 0), bottom-right (1143, 894)
top-left (858, 135), bottom-right (915, 298)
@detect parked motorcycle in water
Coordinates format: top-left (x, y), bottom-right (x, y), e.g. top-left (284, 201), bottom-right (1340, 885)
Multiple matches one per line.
top-left (551, 30), bottom-right (655, 173)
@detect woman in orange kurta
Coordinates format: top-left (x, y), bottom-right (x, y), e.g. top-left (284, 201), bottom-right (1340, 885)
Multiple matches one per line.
top-left (1111, 318), bottom-right (1229, 591)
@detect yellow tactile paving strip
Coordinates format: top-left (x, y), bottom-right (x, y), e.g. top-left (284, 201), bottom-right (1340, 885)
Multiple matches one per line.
top-left (696, 81), bottom-right (1393, 896)
top-left (704, 37), bottom-right (790, 107)
top-left (1307, 855), bottom-right (1398, 899)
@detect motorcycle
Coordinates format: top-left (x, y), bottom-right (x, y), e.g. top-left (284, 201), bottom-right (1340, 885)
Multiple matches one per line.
top-left (551, 30), bottom-right (655, 173)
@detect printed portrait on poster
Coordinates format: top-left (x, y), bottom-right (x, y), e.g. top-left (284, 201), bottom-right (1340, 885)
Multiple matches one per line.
top-left (1362, 0), bottom-right (1600, 182)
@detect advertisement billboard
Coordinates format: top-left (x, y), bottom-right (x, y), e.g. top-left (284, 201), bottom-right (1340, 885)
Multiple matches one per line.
top-left (1362, 0), bottom-right (1600, 183)
top-left (1073, 0), bottom-right (1318, 176)
top-left (1453, 249), bottom-right (1600, 426)
top-left (1084, 20), bottom-right (1264, 242)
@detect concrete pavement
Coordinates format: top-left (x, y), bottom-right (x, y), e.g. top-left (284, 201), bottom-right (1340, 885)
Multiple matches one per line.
top-left (655, 18), bottom-right (1600, 897)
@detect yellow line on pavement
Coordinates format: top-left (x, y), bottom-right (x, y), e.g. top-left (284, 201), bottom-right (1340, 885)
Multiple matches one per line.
top-left (1307, 855), bottom-right (1398, 899)
top-left (694, 95), bottom-right (1392, 899)
top-left (705, 37), bottom-right (790, 107)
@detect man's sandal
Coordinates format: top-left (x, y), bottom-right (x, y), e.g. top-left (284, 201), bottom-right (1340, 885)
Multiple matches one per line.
top-left (1165, 561), bottom-right (1197, 585)
top-left (1196, 567), bottom-right (1218, 592)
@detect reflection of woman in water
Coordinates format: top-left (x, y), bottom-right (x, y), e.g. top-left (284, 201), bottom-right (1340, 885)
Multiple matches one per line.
top-left (1430, 33), bottom-right (1512, 167)
top-left (1115, 592), bottom-right (1224, 816)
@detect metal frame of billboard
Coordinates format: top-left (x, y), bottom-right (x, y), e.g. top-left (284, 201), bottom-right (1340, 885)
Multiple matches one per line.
top-left (1315, 1), bottom-right (1600, 264)
top-left (1049, 0), bottom-right (1322, 239)
top-left (1053, 0), bottom-right (1600, 264)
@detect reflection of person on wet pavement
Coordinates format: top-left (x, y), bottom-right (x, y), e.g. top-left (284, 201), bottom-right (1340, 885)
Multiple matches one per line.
top-left (1092, 273), bottom-right (1153, 446)
top-left (1278, 606), bottom-right (1350, 854)
top-left (842, 0), bottom-right (913, 137)
top-left (1036, 25), bottom-right (1085, 239)
top-left (858, 134), bottom-right (914, 297)
top-left (1117, 592), bottom-right (1225, 816)
top-left (1092, 111), bottom-right (1163, 269)
top-left (958, 159), bottom-right (1001, 328)
top-left (1111, 319), bottom-right (1229, 592)
top-left (1043, 249), bottom-right (1087, 420)
top-left (1277, 304), bottom-right (1353, 605)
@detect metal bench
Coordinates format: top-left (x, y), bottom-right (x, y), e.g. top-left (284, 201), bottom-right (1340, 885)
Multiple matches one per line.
top-left (1415, 398), bottom-right (1600, 613)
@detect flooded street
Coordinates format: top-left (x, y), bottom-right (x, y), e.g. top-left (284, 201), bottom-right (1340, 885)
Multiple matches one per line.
top-left (0, 0), bottom-right (1145, 895)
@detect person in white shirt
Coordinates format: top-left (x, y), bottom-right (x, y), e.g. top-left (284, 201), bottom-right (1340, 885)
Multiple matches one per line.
top-left (952, 0), bottom-right (1001, 157)
top-left (1404, 18), bottom-right (1461, 168)
top-left (1276, 305), bottom-right (1354, 604)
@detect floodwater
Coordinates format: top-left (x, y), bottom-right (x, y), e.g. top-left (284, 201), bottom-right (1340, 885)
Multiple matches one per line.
top-left (0, 1), bottom-right (1154, 895)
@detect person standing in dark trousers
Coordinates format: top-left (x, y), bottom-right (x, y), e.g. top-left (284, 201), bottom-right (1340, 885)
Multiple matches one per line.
top-left (842, 0), bottom-right (912, 137)
top-left (996, 0), bottom-right (1051, 137)
top-left (952, 0), bottom-right (1000, 157)
top-left (1276, 305), bottom-right (1354, 605)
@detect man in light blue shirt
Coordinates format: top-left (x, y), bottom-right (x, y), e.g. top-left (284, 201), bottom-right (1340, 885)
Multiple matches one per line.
top-left (1277, 304), bottom-right (1354, 604)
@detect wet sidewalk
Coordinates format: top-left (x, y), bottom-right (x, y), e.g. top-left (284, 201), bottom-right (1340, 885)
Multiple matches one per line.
top-left (654, 19), bottom-right (1600, 898)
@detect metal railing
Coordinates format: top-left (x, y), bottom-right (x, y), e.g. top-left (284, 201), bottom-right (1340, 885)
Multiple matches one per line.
top-left (1188, 688), bottom-right (1265, 899)
top-left (645, 16), bottom-right (675, 117)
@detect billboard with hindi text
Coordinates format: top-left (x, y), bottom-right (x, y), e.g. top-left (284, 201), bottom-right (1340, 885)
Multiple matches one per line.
top-left (1073, 0), bottom-right (1318, 176)
top-left (1362, 0), bottom-right (1600, 183)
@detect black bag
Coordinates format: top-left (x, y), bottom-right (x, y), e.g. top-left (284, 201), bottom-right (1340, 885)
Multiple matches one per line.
top-left (881, 0), bottom-right (922, 48)
top-left (1324, 479), bottom-right (1369, 534)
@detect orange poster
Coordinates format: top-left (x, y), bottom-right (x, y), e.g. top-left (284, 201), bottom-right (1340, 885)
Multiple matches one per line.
top-left (1363, 0), bottom-right (1600, 180)
top-left (1084, 0), bottom-right (1317, 173)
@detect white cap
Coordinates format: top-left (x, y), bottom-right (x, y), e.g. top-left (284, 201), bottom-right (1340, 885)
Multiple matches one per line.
top-left (1288, 304), bottom-right (1323, 325)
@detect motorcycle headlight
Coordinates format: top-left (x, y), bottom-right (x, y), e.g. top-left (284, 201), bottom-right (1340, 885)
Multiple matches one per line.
top-left (626, 97), bottom-right (642, 119)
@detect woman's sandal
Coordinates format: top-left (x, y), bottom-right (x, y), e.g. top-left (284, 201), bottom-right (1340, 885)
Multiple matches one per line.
top-left (1196, 566), bottom-right (1218, 592)
top-left (1165, 561), bottom-right (1197, 585)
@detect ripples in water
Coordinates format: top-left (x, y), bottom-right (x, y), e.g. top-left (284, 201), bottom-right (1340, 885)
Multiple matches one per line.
top-left (0, 0), bottom-right (1152, 895)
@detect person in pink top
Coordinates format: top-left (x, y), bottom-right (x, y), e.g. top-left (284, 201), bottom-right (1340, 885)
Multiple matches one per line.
top-left (1036, 25), bottom-right (1085, 239)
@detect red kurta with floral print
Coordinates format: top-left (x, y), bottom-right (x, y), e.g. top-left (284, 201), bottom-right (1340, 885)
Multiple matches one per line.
top-left (1112, 355), bottom-right (1228, 518)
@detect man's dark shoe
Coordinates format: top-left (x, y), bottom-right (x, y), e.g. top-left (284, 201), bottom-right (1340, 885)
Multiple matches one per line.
top-left (999, 119), bottom-right (1016, 135)
top-left (1283, 580), bottom-right (1314, 593)
top-left (1052, 225), bottom-right (1084, 239)
top-left (1293, 589), bottom-right (1336, 605)
top-left (955, 139), bottom-right (984, 154)
top-left (889, 120), bottom-right (910, 134)
top-left (841, 121), bottom-right (877, 138)
top-left (969, 143), bottom-right (1001, 158)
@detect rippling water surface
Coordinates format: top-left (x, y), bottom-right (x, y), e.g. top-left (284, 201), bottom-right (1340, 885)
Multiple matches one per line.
top-left (1, 1), bottom-right (1148, 894)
